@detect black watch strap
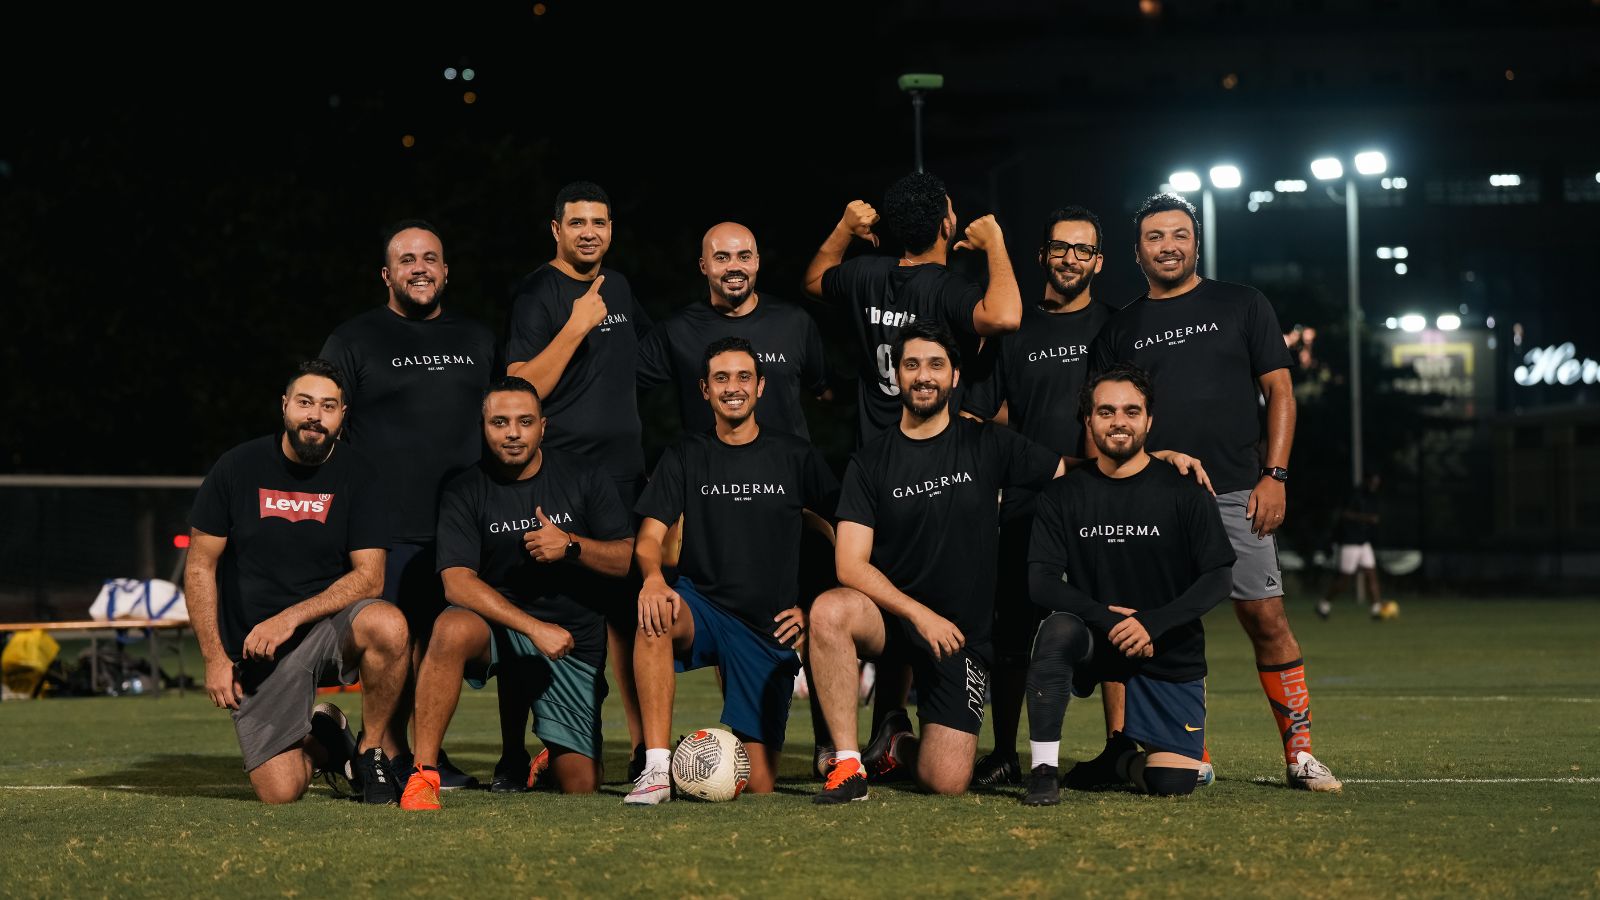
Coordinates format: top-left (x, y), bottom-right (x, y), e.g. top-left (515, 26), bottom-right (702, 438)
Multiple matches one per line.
top-left (564, 538), bottom-right (582, 560)
top-left (1261, 466), bottom-right (1289, 483)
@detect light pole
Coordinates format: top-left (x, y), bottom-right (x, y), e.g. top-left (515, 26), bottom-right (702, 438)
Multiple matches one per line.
top-left (1168, 166), bottom-right (1240, 278)
top-left (1312, 150), bottom-right (1388, 487)
top-left (897, 73), bottom-right (944, 173)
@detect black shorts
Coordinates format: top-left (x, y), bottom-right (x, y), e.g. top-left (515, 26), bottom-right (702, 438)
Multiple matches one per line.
top-left (385, 541), bottom-right (447, 636)
top-left (993, 513), bottom-right (1047, 667)
top-left (880, 612), bottom-right (990, 735)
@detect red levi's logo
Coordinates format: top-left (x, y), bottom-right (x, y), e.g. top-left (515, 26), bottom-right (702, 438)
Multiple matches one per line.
top-left (259, 489), bottom-right (334, 523)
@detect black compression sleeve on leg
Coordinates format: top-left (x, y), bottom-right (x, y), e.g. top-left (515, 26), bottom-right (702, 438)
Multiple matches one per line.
top-left (1139, 766), bottom-right (1199, 797)
top-left (1025, 613), bottom-right (1093, 743)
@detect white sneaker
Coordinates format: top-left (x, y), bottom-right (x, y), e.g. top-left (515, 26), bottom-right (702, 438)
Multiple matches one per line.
top-left (624, 764), bottom-right (672, 806)
top-left (1195, 761), bottom-right (1215, 787)
top-left (1286, 751), bottom-right (1343, 792)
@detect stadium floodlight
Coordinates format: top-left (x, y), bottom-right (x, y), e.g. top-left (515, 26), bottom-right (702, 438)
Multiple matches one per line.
top-left (1209, 165), bottom-right (1242, 189)
top-left (1275, 179), bottom-right (1308, 192)
top-left (1376, 247), bottom-right (1393, 259)
top-left (1385, 317), bottom-right (1399, 329)
top-left (1354, 151), bottom-right (1388, 176)
top-left (1168, 171), bottom-right (1202, 193)
top-left (1400, 314), bottom-right (1427, 332)
top-left (1393, 246), bottom-right (1409, 259)
top-left (1310, 157), bottom-right (1344, 181)
top-left (898, 73), bottom-right (944, 173)
top-left (1436, 314), bottom-right (1461, 331)
top-left (1395, 263), bottom-right (1408, 275)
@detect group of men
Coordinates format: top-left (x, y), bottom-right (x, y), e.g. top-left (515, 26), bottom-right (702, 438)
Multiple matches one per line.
top-left (185, 173), bottom-right (1341, 812)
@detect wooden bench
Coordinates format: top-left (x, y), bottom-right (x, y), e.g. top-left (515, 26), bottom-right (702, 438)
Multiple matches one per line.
top-left (0, 619), bottom-right (190, 698)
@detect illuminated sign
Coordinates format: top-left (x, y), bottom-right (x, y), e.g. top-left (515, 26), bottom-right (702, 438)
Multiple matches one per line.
top-left (1514, 343), bottom-right (1600, 386)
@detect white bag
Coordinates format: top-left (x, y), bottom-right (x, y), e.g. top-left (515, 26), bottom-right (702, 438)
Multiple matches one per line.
top-left (89, 578), bottom-right (189, 622)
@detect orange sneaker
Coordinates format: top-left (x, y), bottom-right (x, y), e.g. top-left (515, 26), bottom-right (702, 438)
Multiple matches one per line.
top-left (527, 748), bottom-right (550, 790)
top-left (400, 767), bottom-right (442, 811)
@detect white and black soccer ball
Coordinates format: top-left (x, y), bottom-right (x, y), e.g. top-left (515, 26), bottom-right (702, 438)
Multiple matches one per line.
top-left (671, 728), bottom-right (751, 802)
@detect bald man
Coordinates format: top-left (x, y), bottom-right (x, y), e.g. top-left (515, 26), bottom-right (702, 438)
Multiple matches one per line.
top-left (638, 222), bottom-right (830, 440)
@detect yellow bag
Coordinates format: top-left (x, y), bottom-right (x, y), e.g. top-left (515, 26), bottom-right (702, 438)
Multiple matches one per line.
top-left (2, 629), bottom-right (61, 699)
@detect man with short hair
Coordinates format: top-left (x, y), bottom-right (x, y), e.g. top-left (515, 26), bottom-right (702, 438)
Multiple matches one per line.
top-left (399, 377), bottom-right (635, 810)
top-left (319, 218), bottom-right (497, 788)
top-left (625, 337), bottom-right (840, 805)
top-left (185, 360), bottom-right (409, 804)
top-left (639, 222), bottom-right (830, 439)
top-left (807, 321), bottom-right (1064, 802)
top-left (962, 206), bottom-right (1116, 787)
top-left (506, 180), bottom-right (653, 776)
top-left (1319, 472), bottom-right (1385, 620)
top-left (804, 171), bottom-right (1022, 445)
top-left (1020, 364), bottom-right (1235, 806)
top-left (1088, 192), bottom-right (1341, 792)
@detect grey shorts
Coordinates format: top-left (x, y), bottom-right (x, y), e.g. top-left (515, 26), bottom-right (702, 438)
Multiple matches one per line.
top-left (231, 596), bottom-right (386, 771)
top-left (1215, 489), bottom-right (1285, 601)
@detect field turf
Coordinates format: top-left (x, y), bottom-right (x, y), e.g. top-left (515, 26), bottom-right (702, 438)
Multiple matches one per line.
top-left (3, 596), bottom-right (1597, 898)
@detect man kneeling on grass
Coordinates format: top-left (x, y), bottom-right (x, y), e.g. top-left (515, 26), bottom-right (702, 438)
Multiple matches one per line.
top-left (400, 377), bottom-right (635, 810)
top-left (186, 359), bottom-right (409, 805)
top-left (1019, 364), bottom-right (1235, 805)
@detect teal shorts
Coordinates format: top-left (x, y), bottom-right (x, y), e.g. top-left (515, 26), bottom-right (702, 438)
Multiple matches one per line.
top-left (465, 623), bottom-right (608, 759)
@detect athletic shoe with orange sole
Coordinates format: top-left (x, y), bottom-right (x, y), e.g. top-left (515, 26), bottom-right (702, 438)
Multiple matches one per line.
top-left (527, 747), bottom-right (551, 790)
top-left (400, 768), bottom-right (442, 811)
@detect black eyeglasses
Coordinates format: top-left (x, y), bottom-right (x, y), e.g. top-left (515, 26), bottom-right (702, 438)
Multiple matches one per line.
top-left (1044, 240), bottom-right (1099, 261)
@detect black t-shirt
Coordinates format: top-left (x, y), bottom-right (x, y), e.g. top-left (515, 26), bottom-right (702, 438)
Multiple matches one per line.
top-left (636, 429), bottom-right (839, 642)
top-left (964, 300), bottom-right (1113, 518)
top-left (434, 449), bottom-right (633, 668)
top-left (835, 418), bottom-right (1059, 650)
top-left (1029, 463), bottom-right (1236, 680)
top-left (505, 264), bottom-right (654, 482)
top-left (1334, 490), bottom-right (1381, 545)
top-left (319, 306), bottom-right (498, 543)
top-left (820, 256), bottom-right (983, 444)
top-left (637, 294), bottom-right (828, 440)
top-left (1089, 279), bottom-right (1293, 494)
top-left (189, 436), bottom-right (388, 661)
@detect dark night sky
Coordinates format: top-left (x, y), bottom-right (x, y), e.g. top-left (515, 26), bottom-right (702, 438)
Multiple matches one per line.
top-left (4, 1), bottom-right (1597, 475)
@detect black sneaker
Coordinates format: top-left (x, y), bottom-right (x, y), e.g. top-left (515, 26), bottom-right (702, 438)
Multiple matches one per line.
top-left (863, 708), bottom-right (913, 782)
top-left (970, 750), bottom-right (1022, 788)
top-left (309, 702), bottom-right (356, 795)
top-left (627, 743), bottom-right (647, 783)
top-left (490, 752), bottom-right (533, 794)
top-left (353, 747), bottom-right (401, 804)
top-left (812, 757), bottom-right (869, 804)
top-left (1021, 764), bottom-right (1061, 806)
top-left (436, 751), bottom-right (480, 791)
top-left (1063, 732), bottom-right (1138, 791)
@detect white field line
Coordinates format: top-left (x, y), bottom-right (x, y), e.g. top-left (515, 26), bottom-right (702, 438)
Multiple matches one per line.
top-left (1374, 696), bottom-right (1599, 703)
top-left (1252, 777), bottom-right (1600, 785)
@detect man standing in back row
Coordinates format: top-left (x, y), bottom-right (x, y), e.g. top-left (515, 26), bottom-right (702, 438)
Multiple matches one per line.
top-left (1088, 193), bottom-right (1341, 792)
top-left (507, 181), bottom-right (653, 778)
top-left (320, 218), bottom-right (497, 789)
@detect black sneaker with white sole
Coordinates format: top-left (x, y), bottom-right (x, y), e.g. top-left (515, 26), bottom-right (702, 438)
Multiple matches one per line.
top-left (309, 702), bottom-right (357, 795)
top-left (353, 747), bottom-right (401, 804)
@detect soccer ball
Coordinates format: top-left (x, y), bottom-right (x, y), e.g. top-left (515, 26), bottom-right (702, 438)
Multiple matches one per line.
top-left (1378, 600), bottom-right (1401, 620)
top-left (671, 729), bottom-right (751, 802)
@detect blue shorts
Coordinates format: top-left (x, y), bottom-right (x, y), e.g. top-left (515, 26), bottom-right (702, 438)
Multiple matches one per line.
top-left (674, 578), bottom-right (801, 748)
top-left (1122, 674), bottom-right (1207, 760)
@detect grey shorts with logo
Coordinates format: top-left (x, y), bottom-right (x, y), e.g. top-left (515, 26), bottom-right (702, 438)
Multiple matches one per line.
top-left (1215, 489), bottom-right (1285, 601)
top-left (231, 596), bottom-right (386, 771)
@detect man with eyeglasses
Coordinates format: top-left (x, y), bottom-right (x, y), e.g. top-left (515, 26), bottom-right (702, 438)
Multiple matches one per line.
top-left (960, 207), bottom-right (1115, 788)
top-left (1086, 193), bottom-right (1342, 793)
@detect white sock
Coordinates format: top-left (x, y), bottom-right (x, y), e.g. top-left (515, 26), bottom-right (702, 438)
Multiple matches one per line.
top-left (1030, 741), bottom-right (1061, 770)
top-left (836, 750), bottom-right (863, 764)
top-left (645, 748), bottom-right (671, 770)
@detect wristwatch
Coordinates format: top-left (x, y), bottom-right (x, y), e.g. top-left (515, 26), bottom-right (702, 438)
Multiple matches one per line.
top-left (564, 538), bottom-right (582, 561)
top-left (1260, 466), bottom-right (1289, 483)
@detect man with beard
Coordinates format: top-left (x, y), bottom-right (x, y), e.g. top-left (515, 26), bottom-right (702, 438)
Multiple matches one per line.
top-left (399, 377), bottom-right (635, 810)
top-left (1088, 193), bottom-right (1341, 792)
top-left (624, 337), bottom-right (839, 804)
top-left (803, 171), bottom-right (1022, 446)
top-left (807, 321), bottom-right (1065, 803)
top-left (319, 219), bottom-right (497, 789)
top-left (961, 206), bottom-right (1117, 787)
top-left (506, 181), bottom-right (653, 779)
top-left (638, 222), bottom-right (830, 440)
top-left (185, 360), bottom-right (410, 804)
top-left (1018, 364), bottom-right (1235, 805)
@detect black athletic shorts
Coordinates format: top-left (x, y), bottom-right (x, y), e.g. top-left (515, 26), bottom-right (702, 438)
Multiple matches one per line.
top-left (993, 513), bottom-right (1048, 667)
top-left (385, 541), bottom-right (447, 636)
top-left (880, 611), bottom-right (991, 735)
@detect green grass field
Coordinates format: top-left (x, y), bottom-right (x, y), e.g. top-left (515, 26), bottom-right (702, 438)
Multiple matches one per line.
top-left (4, 596), bottom-right (1598, 899)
